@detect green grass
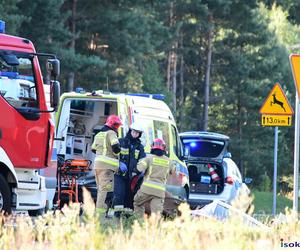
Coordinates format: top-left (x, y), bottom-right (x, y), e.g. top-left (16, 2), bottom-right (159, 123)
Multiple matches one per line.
top-left (252, 190), bottom-right (300, 214)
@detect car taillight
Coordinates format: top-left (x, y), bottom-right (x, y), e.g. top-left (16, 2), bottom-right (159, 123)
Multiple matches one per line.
top-left (226, 176), bottom-right (234, 185)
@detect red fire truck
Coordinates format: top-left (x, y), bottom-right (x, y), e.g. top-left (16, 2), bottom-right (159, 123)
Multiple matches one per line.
top-left (0, 20), bottom-right (60, 215)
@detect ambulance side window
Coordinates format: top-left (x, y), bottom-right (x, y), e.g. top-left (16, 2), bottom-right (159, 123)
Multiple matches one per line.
top-left (140, 120), bottom-right (153, 147)
top-left (134, 118), bottom-right (153, 151)
top-left (171, 125), bottom-right (183, 158)
top-left (119, 102), bottom-right (129, 135)
top-left (153, 120), bottom-right (170, 156)
top-left (171, 125), bottom-right (177, 156)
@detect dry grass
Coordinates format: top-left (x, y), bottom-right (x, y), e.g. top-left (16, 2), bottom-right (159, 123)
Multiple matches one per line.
top-left (0, 190), bottom-right (299, 250)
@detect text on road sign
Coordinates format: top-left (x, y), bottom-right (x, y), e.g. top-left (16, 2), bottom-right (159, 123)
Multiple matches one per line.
top-left (261, 115), bottom-right (292, 126)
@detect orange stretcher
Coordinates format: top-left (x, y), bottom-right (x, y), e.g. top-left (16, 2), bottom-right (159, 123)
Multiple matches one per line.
top-left (56, 159), bottom-right (91, 208)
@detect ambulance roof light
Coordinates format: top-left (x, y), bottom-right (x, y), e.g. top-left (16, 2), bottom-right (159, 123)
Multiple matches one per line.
top-left (126, 93), bottom-right (165, 100)
top-left (75, 87), bottom-right (85, 93)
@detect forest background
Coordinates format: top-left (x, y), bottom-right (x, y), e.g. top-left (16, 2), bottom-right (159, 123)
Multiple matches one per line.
top-left (2, 0), bottom-right (300, 190)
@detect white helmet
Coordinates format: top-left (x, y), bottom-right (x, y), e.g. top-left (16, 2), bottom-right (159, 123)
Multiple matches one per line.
top-left (130, 122), bottom-right (143, 133)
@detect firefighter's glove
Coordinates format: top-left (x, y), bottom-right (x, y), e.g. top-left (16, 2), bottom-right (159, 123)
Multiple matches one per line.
top-left (119, 162), bottom-right (128, 173)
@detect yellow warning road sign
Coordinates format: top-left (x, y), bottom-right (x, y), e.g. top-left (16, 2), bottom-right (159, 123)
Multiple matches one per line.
top-left (290, 54), bottom-right (300, 99)
top-left (259, 83), bottom-right (294, 115)
top-left (261, 115), bottom-right (292, 126)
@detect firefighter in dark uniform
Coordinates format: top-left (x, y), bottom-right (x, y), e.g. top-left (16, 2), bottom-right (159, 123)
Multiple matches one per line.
top-left (133, 138), bottom-right (176, 217)
top-left (91, 114), bottom-right (122, 214)
top-left (112, 122), bottom-right (146, 216)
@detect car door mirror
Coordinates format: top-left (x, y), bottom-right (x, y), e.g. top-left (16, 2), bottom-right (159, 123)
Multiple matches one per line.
top-left (244, 177), bottom-right (253, 184)
top-left (50, 80), bottom-right (60, 110)
top-left (47, 59), bottom-right (60, 79)
top-left (224, 152), bottom-right (232, 158)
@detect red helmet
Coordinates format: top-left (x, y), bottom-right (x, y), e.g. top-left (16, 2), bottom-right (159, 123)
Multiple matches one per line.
top-left (105, 115), bottom-right (122, 130)
top-left (151, 138), bottom-right (166, 151)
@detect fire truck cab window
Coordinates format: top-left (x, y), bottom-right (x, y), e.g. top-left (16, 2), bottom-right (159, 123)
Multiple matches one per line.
top-left (0, 51), bottom-right (38, 110)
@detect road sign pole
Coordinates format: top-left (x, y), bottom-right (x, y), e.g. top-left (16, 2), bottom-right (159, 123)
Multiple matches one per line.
top-left (293, 94), bottom-right (300, 215)
top-left (272, 126), bottom-right (278, 216)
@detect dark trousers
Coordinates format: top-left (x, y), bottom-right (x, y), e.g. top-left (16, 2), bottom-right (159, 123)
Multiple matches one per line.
top-left (113, 174), bottom-right (131, 215)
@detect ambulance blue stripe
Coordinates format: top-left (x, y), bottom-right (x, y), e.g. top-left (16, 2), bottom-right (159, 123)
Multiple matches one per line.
top-left (178, 163), bottom-right (188, 176)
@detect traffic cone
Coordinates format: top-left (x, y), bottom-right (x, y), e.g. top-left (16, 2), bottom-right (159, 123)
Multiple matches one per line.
top-left (207, 163), bottom-right (221, 183)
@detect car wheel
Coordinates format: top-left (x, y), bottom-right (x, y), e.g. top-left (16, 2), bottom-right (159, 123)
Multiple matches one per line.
top-left (0, 174), bottom-right (12, 214)
top-left (28, 208), bottom-right (45, 217)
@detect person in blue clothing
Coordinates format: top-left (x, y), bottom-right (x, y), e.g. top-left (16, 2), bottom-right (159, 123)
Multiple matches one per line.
top-left (112, 122), bottom-right (146, 217)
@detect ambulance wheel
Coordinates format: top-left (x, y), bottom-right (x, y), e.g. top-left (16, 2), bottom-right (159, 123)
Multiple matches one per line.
top-left (0, 174), bottom-right (12, 214)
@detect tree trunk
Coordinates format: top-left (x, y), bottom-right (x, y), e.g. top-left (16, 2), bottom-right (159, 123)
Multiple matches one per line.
top-left (166, 2), bottom-right (178, 112)
top-left (68, 0), bottom-right (77, 92)
top-left (237, 82), bottom-right (244, 176)
top-left (67, 72), bottom-right (74, 92)
top-left (179, 35), bottom-right (184, 127)
top-left (70, 0), bottom-right (77, 49)
top-left (167, 53), bottom-right (172, 91)
top-left (172, 47), bottom-right (177, 113)
top-left (203, 15), bottom-right (213, 131)
top-left (166, 2), bottom-right (174, 92)
top-left (167, 48), bottom-right (178, 112)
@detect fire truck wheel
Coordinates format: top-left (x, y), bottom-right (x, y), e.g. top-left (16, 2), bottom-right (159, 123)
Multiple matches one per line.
top-left (0, 174), bottom-right (12, 214)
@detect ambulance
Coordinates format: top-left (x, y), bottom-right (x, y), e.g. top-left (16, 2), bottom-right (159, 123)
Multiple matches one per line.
top-left (54, 89), bottom-right (189, 214)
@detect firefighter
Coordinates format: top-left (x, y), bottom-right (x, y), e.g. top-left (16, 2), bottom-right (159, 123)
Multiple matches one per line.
top-left (91, 114), bottom-right (124, 214)
top-left (133, 138), bottom-right (176, 217)
top-left (112, 122), bottom-right (146, 217)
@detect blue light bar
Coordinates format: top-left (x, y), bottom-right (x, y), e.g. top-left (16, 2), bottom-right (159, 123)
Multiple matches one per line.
top-left (190, 142), bottom-right (197, 147)
top-left (18, 75), bottom-right (34, 81)
top-left (0, 20), bottom-right (5, 33)
top-left (75, 87), bottom-right (85, 93)
top-left (126, 93), bottom-right (165, 100)
top-left (0, 72), bottom-right (18, 78)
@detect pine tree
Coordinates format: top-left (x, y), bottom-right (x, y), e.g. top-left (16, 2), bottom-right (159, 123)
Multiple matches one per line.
top-left (17, 0), bottom-right (106, 91)
top-left (0, 0), bottom-right (25, 34)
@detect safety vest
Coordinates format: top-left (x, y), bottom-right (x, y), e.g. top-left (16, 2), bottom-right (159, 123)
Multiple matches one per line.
top-left (137, 154), bottom-right (175, 198)
top-left (119, 135), bottom-right (146, 178)
top-left (91, 129), bottom-right (119, 170)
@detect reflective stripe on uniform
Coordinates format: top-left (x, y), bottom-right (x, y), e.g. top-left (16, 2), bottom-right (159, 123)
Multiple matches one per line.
top-left (111, 138), bottom-right (119, 145)
top-left (114, 205), bottom-right (124, 212)
top-left (92, 132), bottom-right (106, 152)
top-left (95, 155), bottom-right (119, 167)
top-left (101, 132), bottom-right (107, 156)
top-left (143, 180), bottom-right (166, 191)
top-left (134, 149), bottom-right (140, 159)
top-left (121, 147), bottom-right (129, 155)
top-left (153, 158), bottom-right (169, 167)
top-left (146, 163), bottom-right (153, 181)
top-left (96, 208), bottom-right (107, 214)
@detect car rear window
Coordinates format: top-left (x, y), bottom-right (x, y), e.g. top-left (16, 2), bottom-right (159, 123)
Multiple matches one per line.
top-left (182, 138), bottom-right (225, 158)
